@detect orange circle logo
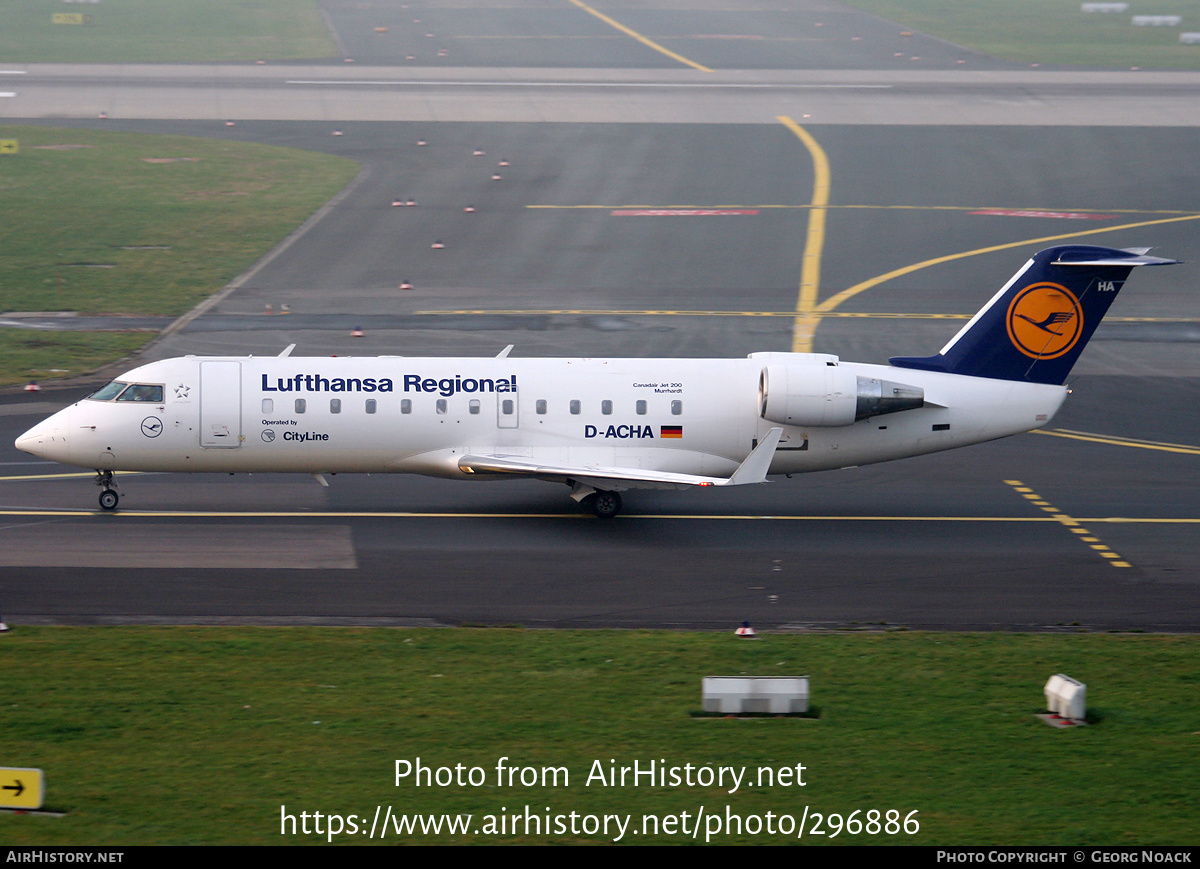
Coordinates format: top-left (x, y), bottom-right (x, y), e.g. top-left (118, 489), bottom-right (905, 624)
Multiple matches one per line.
top-left (1006, 282), bottom-right (1083, 360)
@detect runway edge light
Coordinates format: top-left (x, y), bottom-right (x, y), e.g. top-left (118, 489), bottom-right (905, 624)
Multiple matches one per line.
top-left (735, 621), bottom-right (757, 638)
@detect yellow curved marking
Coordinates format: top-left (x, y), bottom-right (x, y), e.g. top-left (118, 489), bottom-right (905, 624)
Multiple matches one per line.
top-left (816, 213), bottom-right (1200, 316)
top-left (415, 308), bottom-right (1200, 324)
top-left (1031, 428), bottom-right (1200, 455)
top-left (777, 116), bottom-right (831, 352)
top-left (566, 0), bottom-right (712, 72)
top-left (525, 203), bottom-right (1198, 215)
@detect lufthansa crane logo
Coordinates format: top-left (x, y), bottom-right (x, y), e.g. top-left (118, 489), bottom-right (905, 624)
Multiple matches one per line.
top-left (140, 417), bottom-right (163, 438)
top-left (1006, 282), bottom-right (1083, 360)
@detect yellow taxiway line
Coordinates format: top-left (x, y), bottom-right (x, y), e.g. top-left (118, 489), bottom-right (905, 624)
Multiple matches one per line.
top-left (566, 0), bottom-right (712, 72)
top-left (525, 204), bottom-right (1200, 215)
top-left (1005, 479), bottom-right (1144, 568)
top-left (0, 471), bottom-right (147, 482)
top-left (412, 308), bottom-right (1200, 324)
top-left (523, 190), bottom-right (1200, 352)
top-left (815, 213), bottom-right (1200, 316)
top-left (0, 509), bottom-right (1195, 523)
top-left (777, 115), bottom-right (830, 353)
top-left (1033, 428), bottom-right (1200, 455)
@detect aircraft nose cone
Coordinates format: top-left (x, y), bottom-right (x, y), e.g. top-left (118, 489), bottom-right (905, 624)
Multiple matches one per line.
top-left (15, 422), bottom-right (53, 458)
top-left (15, 408), bottom-right (70, 462)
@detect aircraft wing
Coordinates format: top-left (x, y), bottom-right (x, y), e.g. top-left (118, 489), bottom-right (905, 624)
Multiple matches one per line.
top-left (458, 427), bottom-right (784, 491)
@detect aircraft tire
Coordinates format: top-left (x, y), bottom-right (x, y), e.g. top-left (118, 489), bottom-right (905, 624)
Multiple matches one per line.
top-left (590, 490), bottom-right (622, 519)
top-left (98, 489), bottom-right (119, 511)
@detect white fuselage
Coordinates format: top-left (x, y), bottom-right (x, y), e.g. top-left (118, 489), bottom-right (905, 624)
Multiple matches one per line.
top-left (16, 353), bottom-right (1068, 482)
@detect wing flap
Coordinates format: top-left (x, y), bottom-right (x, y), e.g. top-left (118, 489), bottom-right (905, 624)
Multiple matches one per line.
top-left (459, 455), bottom-right (726, 490)
top-left (458, 428), bottom-right (784, 491)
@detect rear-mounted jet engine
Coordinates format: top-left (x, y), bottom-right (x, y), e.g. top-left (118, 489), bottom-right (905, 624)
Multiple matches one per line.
top-left (758, 361), bottom-right (924, 427)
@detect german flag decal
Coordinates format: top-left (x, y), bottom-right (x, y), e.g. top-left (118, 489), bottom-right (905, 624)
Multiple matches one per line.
top-left (660, 425), bottom-right (683, 439)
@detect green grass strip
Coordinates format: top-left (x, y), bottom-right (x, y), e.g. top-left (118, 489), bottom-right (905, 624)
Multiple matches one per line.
top-left (0, 627), bottom-right (1196, 844)
top-left (0, 0), bottom-right (337, 63)
top-left (841, 0), bottom-right (1200, 69)
top-left (0, 125), bottom-right (358, 385)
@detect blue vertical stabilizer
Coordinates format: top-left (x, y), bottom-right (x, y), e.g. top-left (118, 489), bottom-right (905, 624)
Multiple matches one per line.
top-left (889, 246), bottom-right (1179, 384)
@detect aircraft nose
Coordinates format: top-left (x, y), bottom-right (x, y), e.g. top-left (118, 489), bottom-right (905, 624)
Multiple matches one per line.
top-left (15, 408), bottom-right (70, 462)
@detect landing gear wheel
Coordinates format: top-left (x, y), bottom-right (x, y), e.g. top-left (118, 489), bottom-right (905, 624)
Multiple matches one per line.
top-left (94, 470), bottom-right (118, 510)
top-left (589, 490), bottom-right (622, 519)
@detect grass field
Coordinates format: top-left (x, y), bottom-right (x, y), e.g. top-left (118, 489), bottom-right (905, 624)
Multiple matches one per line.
top-left (0, 0), bottom-right (337, 63)
top-left (5, 0), bottom-right (1200, 68)
top-left (0, 125), bottom-right (358, 386)
top-left (0, 627), bottom-right (1196, 845)
top-left (843, 0), bottom-right (1200, 69)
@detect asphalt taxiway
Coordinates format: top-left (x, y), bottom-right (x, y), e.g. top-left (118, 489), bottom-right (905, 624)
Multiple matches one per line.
top-left (1, 1), bottom-right (1197, 630)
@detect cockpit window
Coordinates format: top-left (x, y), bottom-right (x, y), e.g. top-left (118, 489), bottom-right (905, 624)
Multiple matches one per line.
top-left (88, 381), bottom-right (129, 401)
top-left (116, 384), bottom-right (164, 402)
top-left (89, 381), bottom-right (164, 402)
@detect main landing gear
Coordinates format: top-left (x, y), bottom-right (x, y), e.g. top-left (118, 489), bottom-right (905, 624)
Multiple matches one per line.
top-left (95, 470), bottom-right (119, 511)
top-left (569, 482), bottom-right (624, 518)
top-left (584, 490), bottom-right (622, 519)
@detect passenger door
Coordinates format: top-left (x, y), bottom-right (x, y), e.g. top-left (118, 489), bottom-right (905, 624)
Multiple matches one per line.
top-left (199, 361), bottom-right (242, 448)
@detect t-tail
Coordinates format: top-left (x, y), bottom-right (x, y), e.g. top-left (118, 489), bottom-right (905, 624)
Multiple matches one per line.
top-left (889, 245), bottom-right (1179, 385)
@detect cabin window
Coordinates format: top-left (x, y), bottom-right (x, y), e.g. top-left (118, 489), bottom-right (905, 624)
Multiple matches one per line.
top-left (601, 400), bottom-right (613, 415)
top-left (401, 399), bottom-right (412, 414)
top-left (635, 400), bottom-right (646, 415)
top-left (469, 399), bottom-right (481, 415)
top-left (262, 399), bottom-right (274, 414)
top-left (330, 399), bottom-right (341, 414)
top-left (365, 399), bottom-right (377, 414)
top-left (116, 384), bottom-right (163, 402)
top-left (671, 400), bottom-right (682, 415)
top-left (436, 399), bottom-right (447, 414)
top-left (295, 399), bottom-right (306, 414)
top-left (88, 381), bottom-right (128, 401)
top-left (536, 399), bottom-right (547, 415)
top-left (569, 400), bottom-right (581, 415)
top-left (501, 399), bottom-right (515, 415)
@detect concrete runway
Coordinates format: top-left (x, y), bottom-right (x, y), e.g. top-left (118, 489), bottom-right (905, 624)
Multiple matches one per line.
top-left (1, 1), bottom-right (1198, 631)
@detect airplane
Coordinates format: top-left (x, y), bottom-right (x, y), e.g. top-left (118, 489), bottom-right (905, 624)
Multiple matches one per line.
top-left (15, 244), bottom-right (1178, 518)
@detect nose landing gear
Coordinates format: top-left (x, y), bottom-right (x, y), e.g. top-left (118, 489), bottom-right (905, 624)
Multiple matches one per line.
top-left (95, 470), bottom-right (119, 511)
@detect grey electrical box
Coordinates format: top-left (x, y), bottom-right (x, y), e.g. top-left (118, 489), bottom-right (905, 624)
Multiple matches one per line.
top-left (1044, 673), bottom-right (1087, 721)
top-left (703, 676), bottom-right (809, 714)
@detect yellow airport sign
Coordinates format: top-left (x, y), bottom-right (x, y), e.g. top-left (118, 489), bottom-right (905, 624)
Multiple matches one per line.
top-left (0, 140), bottom-right (18, 155)
top-left (0, 767), bottom-right (44, 810)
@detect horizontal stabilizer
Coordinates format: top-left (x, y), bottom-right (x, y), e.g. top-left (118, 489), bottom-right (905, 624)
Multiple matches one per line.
top-left (1051, 249), bottom-right (1179, 268)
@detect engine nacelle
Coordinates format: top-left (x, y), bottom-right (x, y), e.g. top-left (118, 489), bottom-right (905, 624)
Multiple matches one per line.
top-left (759, 364), bottom-right (924, 427)
top-left (759, 363), bottom-right (857, 427)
